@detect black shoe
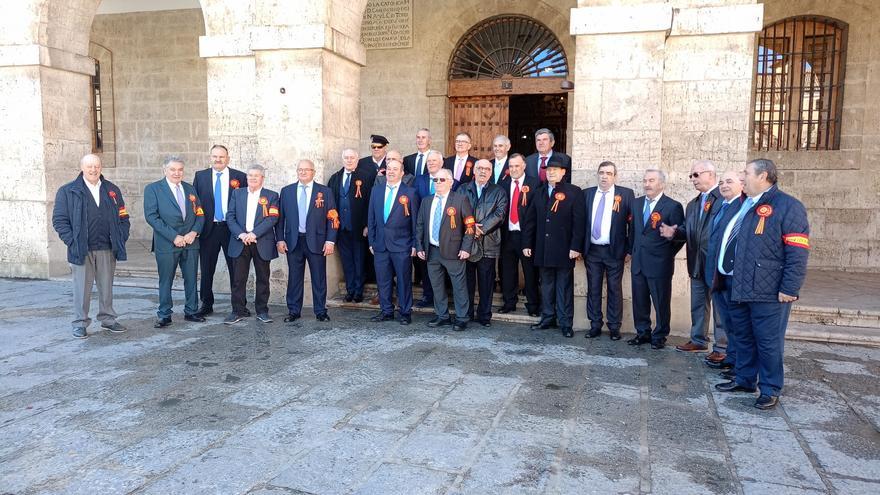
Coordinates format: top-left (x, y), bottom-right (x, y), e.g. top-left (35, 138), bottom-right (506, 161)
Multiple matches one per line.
top-left (755, 394), bottom-right (779, 410)
top-left (705, 360), bottom-right (733, 370)
top-left (256, 313), bottom-right (273, 323)
top-left (185, 314), bottom-right (206, 323)
top-left (715, 381), bottom-right (757, 393)
top-left (585, 329), bottom-right (601, 339)
top-left (415, 299), bottom-right (433, 309)
top-left (283, 314), bottom-right (301, 323)
top-left (527, 311), bottom-right (541, 317)
top-left (478, 320), bottom-right (491, 327)
top-left (72, 327), bottom-right (88, 339)
top-left (371, 313), bottom-right (395, 322)
top-left (224, 313), bottom-right (245, 325)
top-left (651, 341), bottom-right (666, 350)
top-left (343, 294), bottom-right (354, 302)
top-left (627, 335), bottom-right (650, 346)
top-left (427, 317), bottom-right (452, 327)
top-left (399, 315), bottom-right (412, 325)
top-left (530, 320), bottom-right (557, 331)
top-left (316, 314), bottom-right (330, 322)
top-left (562, 327), bottom-right (574, 338)
top-left (154, 317), bottom-right (172, 328)
top-left (353, 295), bottom-right (364, 303)
top-left (195, 305), bottom-right (213, 317)
top-left (101, 322), bottom-right (127, 333)
top-left (453, 321), bottom-right (467, 331)
top-left (720, 370), bottom-right (736, 380)
top-left (498, 306), bottom-right (515, 314)
top-left (609, 330), bottom-right (622, 341)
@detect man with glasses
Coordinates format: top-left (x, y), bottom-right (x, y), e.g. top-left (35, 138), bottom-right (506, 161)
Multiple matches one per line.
top-left (525, 128), bottom-right (571, 184)
top-left (276, 159), bottom-right (338, 322)
top-left (443, 132), bottom-right (478, 185)
top-left (358, 135), bottom-right (389, 176)
top-left (404, 128), bottom-right (434, 177)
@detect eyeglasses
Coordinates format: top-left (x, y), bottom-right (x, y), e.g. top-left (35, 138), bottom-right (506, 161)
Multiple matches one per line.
top-left (431, 178), bottom-right (449, 183)
top-left (690, 171), bottom-right (711, 178)
top-left (297, 169), bottom-right (315, 173)
top-left (371, 145), bottom-right (385, 150)
top-left (454, 140), bottom-right (470, 144)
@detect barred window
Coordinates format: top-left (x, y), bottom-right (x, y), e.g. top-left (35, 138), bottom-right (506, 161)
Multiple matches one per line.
top-left (752, 16), bottom-right (847, 151)
top-left (91, 59), bottom-right (103, 153)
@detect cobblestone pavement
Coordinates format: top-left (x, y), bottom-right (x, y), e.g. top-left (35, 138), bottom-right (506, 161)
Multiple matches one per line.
top-left (1, 279), bottom-right (879, 494)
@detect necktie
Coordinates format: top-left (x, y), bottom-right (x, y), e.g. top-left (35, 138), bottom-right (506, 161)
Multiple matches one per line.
top-left (175, 184), bottom-right (186, 218)
top-left (384, 186), bottom-right (396, 222)
top-left (722, 198), bottom-right (755, 272)
top-left (432, 195), bottom-right (443, 243)
top-left (510, 180), bottom-right (520, 224)
top-left (643, 198), bottom-right (652, 225)
top-left (548, 185), bottom-right (554, 199)
top-left (298, 185), bottom-right (308, 233)
top-left (214, 172), bottom-right (223, 221)
top-left (455, 157), bottom-right (464, 180)
top-left (699, 192), bottom-right (708, 220)
top-left (416, 154), bottom-right (424, 175)
top-left (712, 201), bottom-right (730, 231)
top-left (539, 156), bottom-right (547, 182)
top-left (592, 191), bottom-right (607, 240)
top-left (343, 173), bottom-right (350, 196)
top-left (476, 185), bottom-right (482, 200)
top-left (429, 176), bottom-right (435, 194)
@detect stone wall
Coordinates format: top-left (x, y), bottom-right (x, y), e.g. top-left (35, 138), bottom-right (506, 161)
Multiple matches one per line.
top-left (90, 8), bottom-right (209, 241)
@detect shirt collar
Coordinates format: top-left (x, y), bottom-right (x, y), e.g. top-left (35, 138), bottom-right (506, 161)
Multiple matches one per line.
top-left (166, 178), bottom-right (182, 190)
top-left (247, 187), bottom-right (262, 196)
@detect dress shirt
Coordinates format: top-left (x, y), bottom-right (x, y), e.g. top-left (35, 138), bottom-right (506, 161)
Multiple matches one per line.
top-left (591, 185), bottom-right (615, 245)
top-left (245, 187), bottom-right (262, 232)
top-left (298, 181), bottom-right (312, 233)
top-left (84, 179), bottom-right (101, 206)
top-left (718, 191), bottom-right (765, 275)
top-left (429, 194), bottom-right (449, 247)
top-left (493, 157), bottom-right (507, 183)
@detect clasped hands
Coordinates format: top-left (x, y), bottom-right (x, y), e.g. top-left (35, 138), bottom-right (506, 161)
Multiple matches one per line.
top-left (173, 231), bottom-right (198, 248)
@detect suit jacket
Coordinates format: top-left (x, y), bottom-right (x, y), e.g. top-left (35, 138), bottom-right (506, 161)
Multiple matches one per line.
top-left (704, 195), bottom-right (744, 289)
top-left (275, 181), bottom-right (339, 254)
top-left (525, 151), bottom-right (572, 183)
top-left (226, 187), bottom-right (280, 261)
top-left (522, 182), bottom-right (586, 268)
top-left (674, 187), bottom-right (724, 280)
top-left (413, 173), bottom-right (461, 207)
top-left (583, 185), bottom-right (635, 260)
top-left (498, 174), bottom-right (540, 250)
top-left (368, 182), bottom-right (419, 253)
top-left (443, 154), bottom-right (478, 184)
top-left (403, 151), bottom-right (432, 177)
top-left (193, 167), bottom-right (247, 237)
top-left (461, 181), bottom-right (508, 258)
top-left (629, 194), bottom-right (686, 278)
top-left (357, 156), bottom-right (386, 176)
top-left (489, 157), bottom-right (510, 184)
top-left (415, 191), bottom-right (475, 260)
top-left (327, 167), bottom-right (376, 233)
top-left (144, 179), bottom-right (205, 254)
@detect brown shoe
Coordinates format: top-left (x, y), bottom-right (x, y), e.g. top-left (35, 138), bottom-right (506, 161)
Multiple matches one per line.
top-left (705, 351), bottom-right (726, 363)
top-left (675, 341), bottom-right (708, 352)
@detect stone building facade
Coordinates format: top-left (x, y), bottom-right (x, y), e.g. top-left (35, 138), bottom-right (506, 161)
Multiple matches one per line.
top-left (1, 0), bottom-right (877, 320)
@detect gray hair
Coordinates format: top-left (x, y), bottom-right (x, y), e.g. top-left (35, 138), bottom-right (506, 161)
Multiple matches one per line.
top-left (493, 135), bottom-right (511, 146)
top-left (427, 150), bottom-right (444, 161)
top-left (748, 158), bottom-right (778, 184)
top-left (342, 148), bottom-right (358, 158)
top-left (417, 128), bottom-right (431, 137)
top-left (163, 155), bottom-right (185, 169)
top-left (535, 128), bottom-right (555, 142)
top-left (644, 168), bottom-right (667, 184)
top-left (247, 164), bottom-right (266, 176)
top-left (693, 159), bottom-right (716, 176)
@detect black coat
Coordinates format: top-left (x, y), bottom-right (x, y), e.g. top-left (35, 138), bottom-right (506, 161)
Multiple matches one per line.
top-left (461, 181), bottom-right (508, 258)
top-left (583, 185), bottom-right (635, 260)
top-left (674, 187), bottom-right (724, 279)
top-left (52, 174), bottom-right (131, 264)
top-left (327, 166), bottom-right (376, 233)
top-left (629, 194), bottom-right (686, 279)
top-left (522, 182), bottom-right (586, 268)
top-left (193, 167), bottom-right (248, 237)
top-left (403, 151), bottom-right (432, 177)
top-left (357, 155), bottom-right (386, 176)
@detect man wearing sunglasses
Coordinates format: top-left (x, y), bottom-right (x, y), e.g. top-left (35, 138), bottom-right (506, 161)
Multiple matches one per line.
top-left (358, 134), bottom-right (389, 176)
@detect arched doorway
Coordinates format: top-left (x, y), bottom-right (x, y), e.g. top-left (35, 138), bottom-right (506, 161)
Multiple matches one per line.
top-left (447, 15), bottom-right (569, 156)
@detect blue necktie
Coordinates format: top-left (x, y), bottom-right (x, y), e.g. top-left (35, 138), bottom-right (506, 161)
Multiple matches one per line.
top-left (214, 172), bottom-right (223, 221)
top-left (343, 172), bottom-right (350, 196)
top-left (298, 185), bottom-right (308, 233)
top-left (643, 198), bottom-right (652, 225)
top-left (476, 185), bottom-right (482, 200)
top-left (416, 154), bottom-right (424, 175)
top-left (712, 201), bottom-right (730, 231)
top-left (699, 192), bottom-right (708, 220)
top-left (432, 196), bottom-right (443, 243)
top-left (384, 186), bottom-right (396, 222)
top-left (429, 177), bottom-right (435, 194)
top-left (592, 191), bottom-right (607, 240)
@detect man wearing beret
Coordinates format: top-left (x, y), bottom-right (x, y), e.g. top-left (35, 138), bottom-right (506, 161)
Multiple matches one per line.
top-left (358, 134), bottom-right (389, 176)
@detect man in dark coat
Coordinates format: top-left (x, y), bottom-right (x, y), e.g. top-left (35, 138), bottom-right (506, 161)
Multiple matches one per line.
top-left (443, 132), bottom-right (478, 185)
top-left (525, 128), bottom-right (571, 184)
top-left (498, 154), bottom-right (541, 316)
top-left (357, 134), bottom-right (389, 176)
top-left (403, 128), bottom-right (434, 178)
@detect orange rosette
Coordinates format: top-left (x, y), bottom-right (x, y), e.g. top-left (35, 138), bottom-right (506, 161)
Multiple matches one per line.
top-left (464, 215), bottom-right (476, 235)
top-left (755, 204), bottom-right (773, 235)
top-left (259, 196), bottom-right (268, 216)
top-left (398, 195), bottom-right (410, 216)
top-left (650, 211), bottom-right (661, 229)
top-left (354, 179), bottom-right (363, 198)
top-left (521, 185), bottom-right (530, 207)
top-left (230, 179), bottom-right (240, 189)
top-left (550, 191), bottom-right (566, 212)
top-left (326, 208), bottom-right (340, 229)
top-left (446, 206), bottom-right (457, 229)
top-left (188, 193), bottom-right (198, 214)
top-left (704, 200), bottom-right (712, 213)
top-left (465, 161), bottom-right (473, 177)
top-left (613, 194), bottom-right (622, 212)
top-left (315, 191), bottom-right (324, 208)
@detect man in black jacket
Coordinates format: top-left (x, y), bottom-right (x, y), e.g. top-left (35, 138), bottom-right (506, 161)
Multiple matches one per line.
top-left (443, 132), bottom-right (478, 185)
top-left (52, 154), bottom-right (130, 339)
top-left (498, 154), bottom-right (541, 316)
top-left (358, 135), bottom-right (389, 176)
top-left (525, 128), bottom-right (572, 184)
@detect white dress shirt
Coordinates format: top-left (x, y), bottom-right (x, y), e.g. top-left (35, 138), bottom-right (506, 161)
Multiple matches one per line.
top-left (508, 177), bottom-right (523, 231)
top-left (644, 192), bottom-right (664, 216)
top-left (245, 187), bottom-right (262, 232)
top-left (591, 185), bottom-right (615, 245)
top-left (718, 191), bottom-right (764, 275)
top-left (429, 194), bottom-right (449, 247)
top-left (84, 179), bottom-right (102, 206)
top-left (493, 157), bottom-right (507, 183)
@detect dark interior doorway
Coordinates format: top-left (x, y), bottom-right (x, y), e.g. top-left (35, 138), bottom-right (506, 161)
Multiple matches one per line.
top-left (508, 94), bottom-right (568, 156)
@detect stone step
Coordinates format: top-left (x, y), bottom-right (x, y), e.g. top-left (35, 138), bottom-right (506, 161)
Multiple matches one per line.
top-left (785, 322), bottom-right (880, 347)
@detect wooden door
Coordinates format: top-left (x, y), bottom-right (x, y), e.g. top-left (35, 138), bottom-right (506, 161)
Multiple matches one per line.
top-left (447, 96), bottom-right (509, 158)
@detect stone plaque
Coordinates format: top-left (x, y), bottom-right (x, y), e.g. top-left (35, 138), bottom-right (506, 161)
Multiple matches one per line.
top-left (361, 0), bottom-right (413, 49)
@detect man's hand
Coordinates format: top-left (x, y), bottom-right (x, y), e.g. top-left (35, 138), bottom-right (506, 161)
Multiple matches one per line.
top-left (569, 250), bottom-right (581, 260)
top-left (625, 254), bottom-right (632, 263)
top-left (522, 248), bottom-right (532, 257)
top-left (362, 227), bottom-right (368, 237)
top-left (323, 242), bottom-right (335, 256)
top-left (458, 250), bottom-right (470, 260)
top-left (277, 241), bottom-right (288, 254)
top-left (659, 223), bottom-right (677, 239)
top-left (245, 232), bottom-right (257, 245)
top-left (173, 235), bottom-right (186, 248)
top-left (184, 231), bottom-right (198, 245)
top-left (778, 292), bottom-right (797, 303)
top-left (410, 248), bottom-right (416, 257)
top-left (369, 246), bottom-right (375, 255)
top-left (417, 251), bottom-right (426, 260)
top-left (475, 223), bottom-right (485, 237)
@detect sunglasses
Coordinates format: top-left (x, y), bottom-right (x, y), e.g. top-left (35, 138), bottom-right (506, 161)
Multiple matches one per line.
top-left (431, 178), bottom-right (449, 183)
top-left (690, 171), bottom-right (710, 178)
top-left (371, 145), bottom-right (385, 150)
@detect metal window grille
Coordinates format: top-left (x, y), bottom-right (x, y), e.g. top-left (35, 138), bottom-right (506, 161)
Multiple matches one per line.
top-left (752, 16), bottom-right (847, 151)
top-left (91, 60), bottom-right (103, 153)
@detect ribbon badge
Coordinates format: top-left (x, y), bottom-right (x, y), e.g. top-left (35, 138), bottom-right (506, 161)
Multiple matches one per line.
top-left (550, 192), bottom-right (566, 213)
top-left (259, 196), bottom-right (268, 217)
top-left (704, 200), bottom-right (713, 213)
top-left (650, 211), bottom-right (661, 229)
top-left (521, 185), bottom-right (530, 207)
top-left (464, 215), bottom-right (476, 236)
top-left (755, 204), bottom-right (773, 235)
top-left (315, 192), bottom-right (324, 208)
top-left (109, 190), bottom-right (128, 218)
top-left (267, 206), bottom-right (279, 217)
top-left (230, 179), bottom-right (240, 189)
top-left (354, 179), bottom-right (363, 198)
top-left (465, 161), bottom-right (473, 177)
top-left (188, 194), bottom-right (204, 216)
top-left (447, 207), bottom-right (457, 229)
top-left (327, 208), bottom-right (340, 229)
top-left (782, 233), bottom-right (810, 249)
top-left (398, 195), bottom-right (410, 216)
top-left (613, 194), bottom-right (622, 213)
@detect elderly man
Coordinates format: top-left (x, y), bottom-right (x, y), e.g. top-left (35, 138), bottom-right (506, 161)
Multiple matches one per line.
top-left (582, 161), bottom-right (634, 340)
top-left (714, 159), bottom-right (810, 410)
top-left (276, 159), bottom-right (338, 322)
top-left (443, 132), bottom-right (478, 184)
top-left (523, 159), bottom-right (585, 338)
top-left (224, 164), bottom-right (279, 324)
top-left (368, 159), bottom-right (419, 325)
top-left (144, 156), bottom-right (205, 327)
top-left (628, 169), bottom-right (685, 349)
top-left (328, 148), bottom-right (376, 302)
top-left (358, 135), bottom-right (389, 175)
top-left (462, 159), bottom-right (508, 326)
top-left (490, 135), bottom-right (512, 184)
top-left (403, 128), bottom-right (434, 177)
top-left (52, 154), bottom-right (130, 338)
top-left (525, 128), bottom-right (571, 184)
top-left (375, 150), bottom-right (415, 187)
top-left (193, 144), bottom-right (248, 317)
top-left (416, 168), bottom-right (475, 331)
top-left (704, 170), bottom-right (745, 378)
top-left (498, 153), bottom-right (541, 316)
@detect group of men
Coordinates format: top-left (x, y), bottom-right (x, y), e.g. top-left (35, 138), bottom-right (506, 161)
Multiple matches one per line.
top-left (52, 127), bottom-right (810, 410)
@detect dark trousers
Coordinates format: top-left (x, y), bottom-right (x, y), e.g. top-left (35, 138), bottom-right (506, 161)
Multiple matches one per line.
top-left (499, 231), bottom-right (539, 312)
top-left (375, 250), bottom-right (413, 316)
top-left (427, 246), bottom-right (469, 323)
top-left (728, 299), bottom-right (791, 397)
top-left (631, 271), bottom-right (672, 342)
top-left (156, 249), bottom-right (199, 318)
top-left (198, 222), bottom-right (233, 307)
top-left (466, 256), bottom-right (497, 323)
top-left (230, 243), bottom-right (270, 315)
top-left (712, 276), bottom-right (737, 366)
top-left (337, 229), bottom-right (366, 298)
top-left (539, 266), bottom-right (574, 328)
top-left (584, 245), bottom-right (624, 332)
top-left (285, 234), bottom-right (327, 316)
top-left (414, 256), bottom-right (433, 302)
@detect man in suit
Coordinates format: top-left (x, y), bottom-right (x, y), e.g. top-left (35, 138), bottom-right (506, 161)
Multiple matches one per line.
top-left (416, 168), bottom-right (475, 331)
top-left (224, 164), bottom-right (279, 324)
top-left (375, 150), bottom-right (415, 187)
top-left (628, 169), bottom-right (686, 349)
top-left (443, 132), bottom-right (478, 185)
top-left (490, 135), bottom-right (511, 184)
top-left (714, 159), bottom-right (810, 410)
top-left (52, 153), bottom-right (130, 339)
top-left (525, 128), bottom-right (571, 184)
top-left (143, 156), bottom-right (206, 327)
top-left (276, 159), bottom-right (339, 322)
top-left (193, 144), bottom-right (248, 317)
top-left (368, 159), bottom-right (419, 325)
top-left (703, 170), bottom-right (745, 380)
top-left (522, 159), bottom-right (586, 338)
top-left (358, 134), bottom-right (389, 176)
top-left (660, 160), bottom-right (726, 357)
top-left (498, 153), bottom-right (541, 316)
top-left (403, 128), bottom-right (434, 178)
top-left (328, 148), bottom-right (376, 302)
top-left (582, 161), bottom-right (634, 340)
top-left (462, 159), bottom-right (508, 326)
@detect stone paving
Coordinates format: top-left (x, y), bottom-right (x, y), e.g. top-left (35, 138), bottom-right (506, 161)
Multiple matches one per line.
top-left (1, 279), bottom-right (879, 495)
